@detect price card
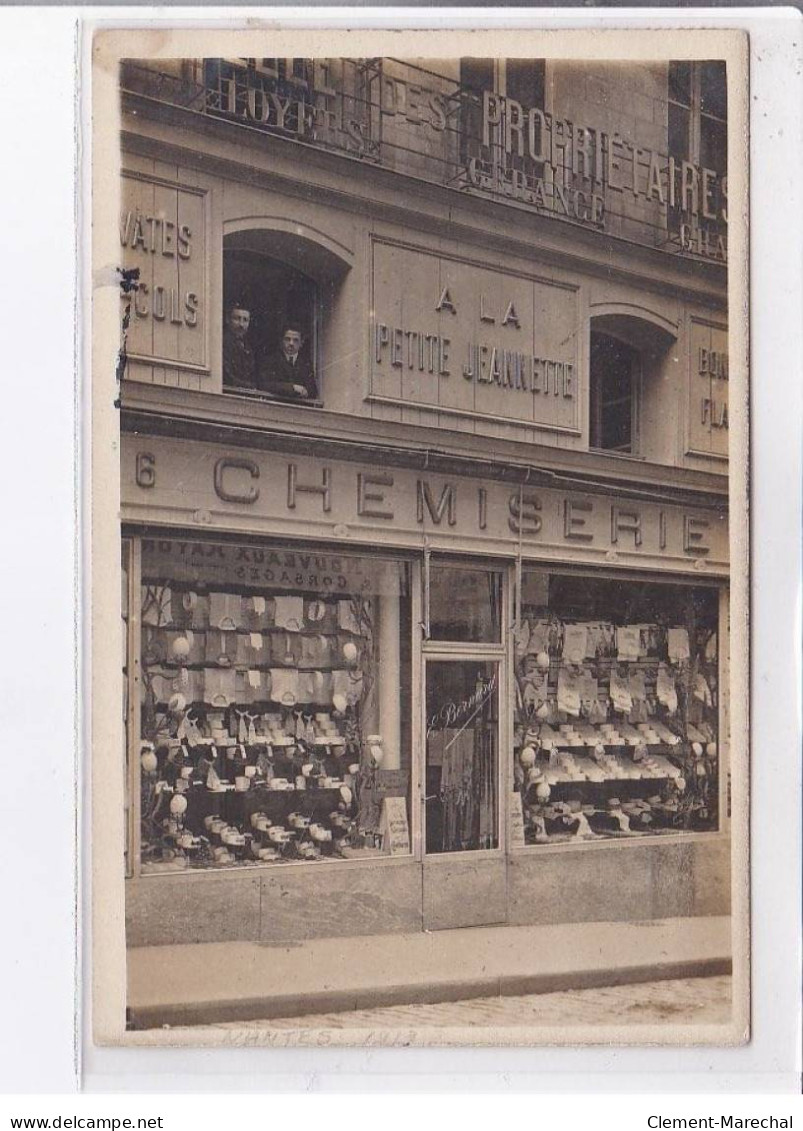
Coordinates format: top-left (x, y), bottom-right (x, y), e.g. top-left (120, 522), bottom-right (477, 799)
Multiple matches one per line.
top-left (379, 796), bottom-right (410, 855)
top-left (509, 792), bottom-right (526, 848)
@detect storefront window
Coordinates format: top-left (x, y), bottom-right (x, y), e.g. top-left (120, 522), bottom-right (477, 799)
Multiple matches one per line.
top-left (136, 538), bottom-right (412, 871)
top-left (512, 571), bottom-right (719, 844)
top-left (425, 661), bottom-right (499, 853)
top-left (428, 564), bottom-right (503, 643)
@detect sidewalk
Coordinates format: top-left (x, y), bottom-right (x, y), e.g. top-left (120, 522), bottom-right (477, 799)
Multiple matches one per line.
top-left (127, 916), bottom-right (732, 1030)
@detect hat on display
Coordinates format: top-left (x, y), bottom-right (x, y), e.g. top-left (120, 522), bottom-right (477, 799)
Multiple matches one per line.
top-left (141, 749), bottom-right (158, 774)
top-left (519, 746), bottom-right (537, 768)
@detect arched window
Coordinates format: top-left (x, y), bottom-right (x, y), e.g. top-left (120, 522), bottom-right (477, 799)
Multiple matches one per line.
top-left (589, 311), bottom-right (677, 459)
top-left (590, 332), bottom-right (640, 453)
top-left (221, 227), bottom-right (351, 405)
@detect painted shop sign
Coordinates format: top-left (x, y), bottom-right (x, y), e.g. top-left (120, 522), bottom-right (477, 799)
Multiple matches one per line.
top-left (204, 60), bottom-right (727, 259)
top-left (687, 319), bottom-right (729, 461)
top-left (119, 172), bottom-right (208, 373)
top-left (369, 241), bottom-right (580, 433)
top-left (140, 538), bottom-right (403, 596)
top-left (123, 436), bottom-right (729, 572)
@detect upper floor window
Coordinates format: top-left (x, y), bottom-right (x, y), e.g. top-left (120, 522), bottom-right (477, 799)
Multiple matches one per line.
top-left (668, 61), bottom-right (727, 230)
top-left (589, 313), bottom-right (678, 462)
top-left (668, 61), bottom-right (727, 171)
top-left (222, 248), bottom-right (320, 403)
top-left (459, 58), bottom-right (495, 166)
top-left (459, 58), bottom-right (546, 178)
top-left (590, 331), bottom-right (639, 454)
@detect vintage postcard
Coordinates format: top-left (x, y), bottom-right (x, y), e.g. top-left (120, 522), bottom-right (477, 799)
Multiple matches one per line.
top-left (89, 25), bottom-right (749, 1048)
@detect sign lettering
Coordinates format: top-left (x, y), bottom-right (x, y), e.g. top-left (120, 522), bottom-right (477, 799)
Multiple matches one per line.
top-left (119, 175), bottom-right (207, 370)
top-left (126, 439), bottom-right (728, 570)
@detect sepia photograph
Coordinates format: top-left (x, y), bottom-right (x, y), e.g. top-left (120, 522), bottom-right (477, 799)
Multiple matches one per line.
top-left (90, 27), bottom-right (749, 1048)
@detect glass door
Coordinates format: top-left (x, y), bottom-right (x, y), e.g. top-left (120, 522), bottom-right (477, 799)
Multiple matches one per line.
top-left (420, 559), bottom-right (508, 930)
top-left (424, 659), bottom-right (499, 854)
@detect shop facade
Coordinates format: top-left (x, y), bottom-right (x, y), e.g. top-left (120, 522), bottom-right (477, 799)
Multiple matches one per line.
top-left (118, 55), bottom-right (731, 949)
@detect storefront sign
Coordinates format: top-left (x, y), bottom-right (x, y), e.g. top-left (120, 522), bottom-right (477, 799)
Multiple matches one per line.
top-left (477, 92), bottom-right (727, 229)
top-left (119, 172), bottom-right (208, 373)
top-left (203, 60), bottom-right (727, 258)
top-left (687, 319), bottom-right (729, 460)
top-left (676, 222), bottom-right (728, 264)
top-left (122, 436), bottom-right (729, 573)
top-left (379, 796), bottom-right (411, 856)
top-left (373, 770), bottom-right (409, 799)
top-left (370, 240), bottom-right (579, 432)
top-left (140, 538), bottom-right (401, 595)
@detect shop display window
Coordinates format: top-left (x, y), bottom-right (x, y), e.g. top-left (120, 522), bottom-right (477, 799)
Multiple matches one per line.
top-left (136, 539), bottom-right (412, 872)
top-left (425, 661), bottom-right (499, 854)
top-left (429, 564), bottom-right (503, 643)
top-left (512, 571), bottom-right (720, 844)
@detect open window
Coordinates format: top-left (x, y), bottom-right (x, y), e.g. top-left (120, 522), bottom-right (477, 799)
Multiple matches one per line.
top-left (589, 313), bottom-right (678, 460)
top-left (590, 332), bottom-right (640, 454)
top-left (221, 227), bottom-right (351, 405)
top-left (223, 249), bottom-right (319, 401)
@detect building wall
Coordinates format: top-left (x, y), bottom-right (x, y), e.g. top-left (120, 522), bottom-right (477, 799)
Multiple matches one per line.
top-left (118, 59), bottom-right (732, 953)
top-left (119, 140), bottom-right (728, 470)
top-left (551, 62), bottom-right (670, 249)
top-left (125, 837), bottom-right (731, 946)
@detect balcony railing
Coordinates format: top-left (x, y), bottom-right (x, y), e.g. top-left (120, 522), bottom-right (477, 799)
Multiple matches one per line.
top-left (120, 58), bottom-right (728, 267)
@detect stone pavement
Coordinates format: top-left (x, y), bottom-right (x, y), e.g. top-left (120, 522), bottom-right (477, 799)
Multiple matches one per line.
top-left (128, 916), bottom-right (732, 1030)
top-left (201, 975), bottom-right (732, 1030)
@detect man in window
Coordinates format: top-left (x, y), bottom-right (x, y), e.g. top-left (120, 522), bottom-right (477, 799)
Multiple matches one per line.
top-left (222, 302), bottom-right (257, 390)
top-left (260, 325), bottom-right (318, 401)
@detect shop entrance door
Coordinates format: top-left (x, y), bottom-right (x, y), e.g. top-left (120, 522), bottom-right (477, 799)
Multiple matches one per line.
top-left (422, 658), bottom-right (507, 930)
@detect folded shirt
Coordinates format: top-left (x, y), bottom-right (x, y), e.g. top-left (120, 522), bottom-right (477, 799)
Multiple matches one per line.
top-left (332, 668), bottom-right (364, 705)
top-left (204, 667), bottom-right (237, 708)
top-left (337, 599), bottom-right (361, 635)
top-left (667, 627), bottom-right (690, 664)
top-left (269, 668), bottom-right (300, 707)
top-left (209, 592), bottom-right (242, 631)
top-left (273, 595), bottom-right (304, 632)
top-left (562, 624), bottom-right (588, 666)
top-left (615, 626), bottom-right (641, 662)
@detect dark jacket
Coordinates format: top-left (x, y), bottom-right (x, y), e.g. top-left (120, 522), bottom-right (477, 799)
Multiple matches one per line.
top-left (259, 351), bottom-right (318, 401)
top-left (222, 332), bottom-right (257, 389)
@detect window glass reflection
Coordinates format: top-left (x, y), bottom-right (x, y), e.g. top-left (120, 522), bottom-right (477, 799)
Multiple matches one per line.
top-left (429, 565), bottom-right (503, 642)
top-left (426, 661), bottom-right (499, 853)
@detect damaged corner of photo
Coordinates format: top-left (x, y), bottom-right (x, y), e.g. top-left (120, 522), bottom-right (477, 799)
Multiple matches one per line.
top-left (89, 25), bottom-right (749, 1050)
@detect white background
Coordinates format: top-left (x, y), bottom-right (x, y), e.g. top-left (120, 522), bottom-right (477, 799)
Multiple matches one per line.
top-left (0, 4), bottom-right (800, 1109)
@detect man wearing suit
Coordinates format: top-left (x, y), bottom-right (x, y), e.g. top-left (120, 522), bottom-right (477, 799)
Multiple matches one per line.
top-left (260, 326), bottom-right (318, 401)
top-left (222, 303), bottom-right (257, 390)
